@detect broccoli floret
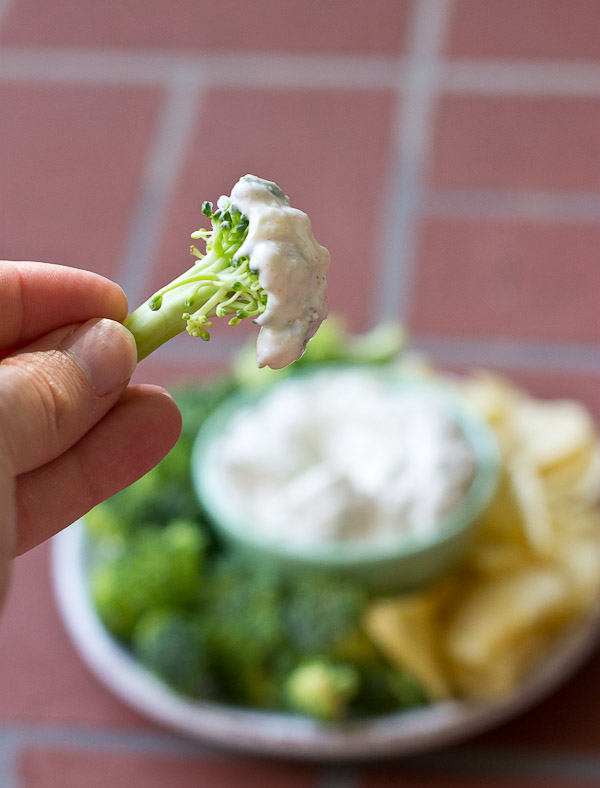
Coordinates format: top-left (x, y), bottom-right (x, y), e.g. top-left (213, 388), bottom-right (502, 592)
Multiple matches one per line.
top-left (123, 175), bottom-right (329, 369)
top-left (352, 665), bottom-right (428, 715)
top-left (200, 557), bottom-right (285, 706)
top-left (284, 659), bottom-right (359, 721)
top-left (124, 198), bottom-right (261, 360)
top-left (87, 465), bottom-right (200, 538)
top-left (283, 572), bottom-right (368, 656)
top-left (132, 608), bottom-right (211, 698)
top-left (90, 519), bottom-right (207, 641)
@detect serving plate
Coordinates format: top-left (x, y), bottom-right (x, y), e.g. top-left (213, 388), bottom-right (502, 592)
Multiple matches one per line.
top-left (51, 519), bottom-right (600, 760)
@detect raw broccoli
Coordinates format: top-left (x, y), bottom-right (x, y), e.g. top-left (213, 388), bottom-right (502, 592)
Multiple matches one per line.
top-left (85, 468), bottom-right (199, 543)
top-left (283, 659), bottom-right (359, 721)
top-left (282, 571), bottom-right (368, 656)
top-left (124, 197), bottom-right (260, 360)
top-left (90, 519), bottom-right (207, 641)
top-left (123, 174), bottom-right (329, 369)
top-left (352, 664), bottom-right (429, 715)
top-left (201, 557), bottom-right (285, 706)
top-left (132, 608), bottom-right (212, 698)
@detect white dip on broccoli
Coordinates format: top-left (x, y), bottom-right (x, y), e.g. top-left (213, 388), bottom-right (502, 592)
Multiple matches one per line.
top-left (212, 369), bottom-right (477, 547)
top-left (222, 175), bottom-right (330, 369)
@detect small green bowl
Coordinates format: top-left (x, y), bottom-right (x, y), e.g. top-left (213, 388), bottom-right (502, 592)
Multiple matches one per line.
top-left (191, 369), bottom-right (500, 594)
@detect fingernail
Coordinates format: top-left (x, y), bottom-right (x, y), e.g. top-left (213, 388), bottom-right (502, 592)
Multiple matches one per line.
top-left (62, 318), bottom-right (137, 396)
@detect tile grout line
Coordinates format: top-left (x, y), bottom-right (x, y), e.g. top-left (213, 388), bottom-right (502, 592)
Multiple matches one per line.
top-left (116, 74), bottom-right (204, 307)
top-left (444, 58), bottom-right (600, 96)
top-left (7, 721), bottom-right (600, 783)
top-left (0, 732), bottom-right (19, 788)
top-left (0, 0), bottom-right (14, 32)
top-left (2, 47), bottom-right (600, 95)
top-left (3, 723), bottom-right (211, 758)
top-left (135, 329), bottom-right (600, 376)
top-left (413, 334), bottom-right (600, 374)
top-left (372, 0), bottom-right (452, 324)
top-left (0, 48), bottom-right (401, 89)
top-left (427, 187), bottom-right (600, 223)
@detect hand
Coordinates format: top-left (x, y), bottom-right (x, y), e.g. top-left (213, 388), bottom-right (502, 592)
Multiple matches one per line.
top-left (0, 261), bottom-right (182, 608)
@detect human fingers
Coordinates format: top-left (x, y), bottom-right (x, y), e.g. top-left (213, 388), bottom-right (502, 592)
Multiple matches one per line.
top-left (0, 260), bottom-right (128, 353)
top-left (15, 384), bottom-right (182, 554)
top-left (0, 318), bottom-right (137, 476)
top-left (0, 473), bottom-right (15, 606)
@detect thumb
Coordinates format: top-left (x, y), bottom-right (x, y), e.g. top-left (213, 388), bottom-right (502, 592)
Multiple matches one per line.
top-left (0, 318), bottom-right (137, 476)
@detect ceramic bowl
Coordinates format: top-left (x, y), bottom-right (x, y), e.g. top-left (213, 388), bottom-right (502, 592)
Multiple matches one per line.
top-left (192, 369), bottom-right (500, 593)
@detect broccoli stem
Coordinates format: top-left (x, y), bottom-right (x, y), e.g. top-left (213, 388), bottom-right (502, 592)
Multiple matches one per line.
top-left (124, 251), bottom-right (224, 361)
top-left (124, 292), bottom-right (190, 362)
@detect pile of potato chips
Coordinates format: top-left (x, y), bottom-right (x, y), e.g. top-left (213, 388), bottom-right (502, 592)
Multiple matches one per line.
top-left (364, 371), bottom-right (600, 702)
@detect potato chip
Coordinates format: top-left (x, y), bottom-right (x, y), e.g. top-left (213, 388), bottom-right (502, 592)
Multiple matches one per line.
top-left (443, 568), bottom-right (572, 695)
top-left (507, 453), bottom-right (555, 558)
top-left (545, 443), bottom-right (600, 504)
top-left (514, 398), bottom-right (596, 474)
top-left (450, 629), bottom-right (558, 700)
top-left (555, 531), bottom-right (600, 611)
top-left (363, 367), bottom-right (600, 703)
top-left (363, 594), bottom-right (451, 701)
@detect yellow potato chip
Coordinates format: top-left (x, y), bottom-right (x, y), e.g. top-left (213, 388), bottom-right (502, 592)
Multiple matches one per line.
top-left (507, 454), bottom-right (555, 558)
top-left (545, 443), bottom-right (600, 504)
top-left (458, 372), bottom-right (523, 458)
top-left (476, 470), bottom-right (528, 546)
top-left (363, 594), bottom-right (451, 701)
top-left (363, 368), bottom-right (600, 704)
top-left (465, 539), bottom-right (530, 577)
top-left (556, 531), bottom-right (600, 612)
top-left (514, 398), bottom-right (596, 474)
top-left (443, 568), bottom-right (571, 674)
top-left (450, 629), bottom-right (556, 700)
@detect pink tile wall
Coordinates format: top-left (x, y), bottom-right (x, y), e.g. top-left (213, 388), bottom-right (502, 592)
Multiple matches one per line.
top-left (430, 96), bottom-right (600, 191)
top-left (0, 84), bottom-right (161, 279)
top-left (410, 218), bottom-right (600, 342)
top-left (0, 542), bottom-right (152, 728)
top-left (0, 0), bottom-right (411, 54)
top-left (447, 0), bottom-right (600, 59)
top-left (18, 749), bottom-right (317, 788)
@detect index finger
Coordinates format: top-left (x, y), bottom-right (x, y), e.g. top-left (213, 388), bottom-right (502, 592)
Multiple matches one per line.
top-left (0, 260), bottom-right (129, 352)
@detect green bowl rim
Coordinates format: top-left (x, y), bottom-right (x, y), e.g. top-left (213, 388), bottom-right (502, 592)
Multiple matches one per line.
top-left (191, 366), bottom-right (501, 568)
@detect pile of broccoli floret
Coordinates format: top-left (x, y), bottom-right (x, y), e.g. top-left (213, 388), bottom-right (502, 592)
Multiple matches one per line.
top-left (85, 323), bottom-right (428, 722)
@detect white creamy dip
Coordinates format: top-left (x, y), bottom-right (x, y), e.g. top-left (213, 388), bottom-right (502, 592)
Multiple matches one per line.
top-left (218, 175), bottom-right (330, 369)
top-left (212, 370), bottom-right (477, 548)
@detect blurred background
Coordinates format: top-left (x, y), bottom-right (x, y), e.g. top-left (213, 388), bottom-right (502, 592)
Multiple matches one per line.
top-left (1, 0), bottom-right (600, 786)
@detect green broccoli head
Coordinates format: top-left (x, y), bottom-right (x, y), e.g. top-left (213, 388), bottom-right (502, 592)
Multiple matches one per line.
top-left (284, 659), bottom-right (360, 721)
top-left (132, 608), bottom-right (211, 698)
top-left (200, 557), bottom-right (285, 706)
top-left (353, 665), bottom-right (429, 716)
top-left (283, 572), bottom-right (368, 656)
top-left (90, 519), bottom-right (207, 641)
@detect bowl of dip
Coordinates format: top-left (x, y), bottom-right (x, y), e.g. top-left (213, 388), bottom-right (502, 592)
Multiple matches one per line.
top-left (192, 367), bottom-right (500, 593)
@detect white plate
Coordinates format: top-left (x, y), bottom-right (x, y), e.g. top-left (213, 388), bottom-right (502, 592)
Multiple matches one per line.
top-left (52, 520), bottom-right (600, 760)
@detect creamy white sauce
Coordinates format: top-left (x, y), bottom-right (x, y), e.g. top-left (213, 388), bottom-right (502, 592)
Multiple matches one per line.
top-left (218, 175), bottom-right (329, 370)
top-left (212, 370), bottom-right (477, 548)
